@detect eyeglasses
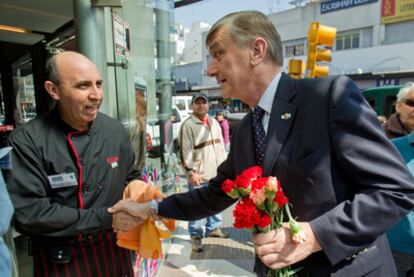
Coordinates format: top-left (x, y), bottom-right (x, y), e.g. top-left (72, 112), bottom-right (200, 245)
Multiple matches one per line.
top-left (402, 99), bottom-right (414, 107)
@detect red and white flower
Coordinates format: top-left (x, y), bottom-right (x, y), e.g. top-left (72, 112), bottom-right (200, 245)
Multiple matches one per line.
top-left (221, 166), bottom-right (306, 277)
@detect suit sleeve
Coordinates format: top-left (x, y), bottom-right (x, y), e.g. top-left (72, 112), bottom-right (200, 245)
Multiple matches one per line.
top-left (310, 76), bottom-right (414, 265)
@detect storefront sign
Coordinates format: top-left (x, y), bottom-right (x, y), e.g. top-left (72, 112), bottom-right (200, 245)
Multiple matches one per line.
top-left (381, 0), bottom-right (414, 23)
top-left (321, 0), bottom-right (378, 14)
top-left (113, 12), bottom-right (130, 58)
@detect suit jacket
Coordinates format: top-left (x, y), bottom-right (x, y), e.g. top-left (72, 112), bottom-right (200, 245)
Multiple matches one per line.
top-left (159, 73), bottom-right (414, 276)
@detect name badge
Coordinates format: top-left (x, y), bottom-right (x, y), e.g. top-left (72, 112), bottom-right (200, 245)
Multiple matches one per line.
top-left (48, 173), bottom-right (78, 189)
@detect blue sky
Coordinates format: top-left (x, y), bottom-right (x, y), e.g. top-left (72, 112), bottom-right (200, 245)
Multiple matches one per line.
top-left (174, 0), bottom-right (294, 29)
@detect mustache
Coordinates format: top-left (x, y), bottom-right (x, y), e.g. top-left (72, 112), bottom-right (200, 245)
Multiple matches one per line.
top-left (85, 102), bottom-right (101, 109)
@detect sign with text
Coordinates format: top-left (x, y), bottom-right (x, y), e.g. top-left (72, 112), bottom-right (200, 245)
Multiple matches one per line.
top-left (381, 0), bottom-right (414, 23)
top-left (321, 0), bottom-right (378, 14)
top-left (113, 12), bottom-right (130, 59)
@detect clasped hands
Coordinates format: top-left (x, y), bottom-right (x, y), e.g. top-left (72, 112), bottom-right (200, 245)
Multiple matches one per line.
top-left (109, 198), bottom-right (160, 232)
top-left (253, 222), bottom-right (322, 270)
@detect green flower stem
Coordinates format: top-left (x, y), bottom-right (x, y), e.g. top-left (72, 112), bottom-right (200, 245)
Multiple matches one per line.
top-left (269, 206), bottom-right (275, 230)
top-left (285, 203), bottom-right (294, 221)
top-left (285, 204), bottom-right (301, 235)
top-left (266, 266), bottom-right (296, 277)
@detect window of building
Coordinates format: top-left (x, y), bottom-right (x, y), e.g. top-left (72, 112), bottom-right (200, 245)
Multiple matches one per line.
top-left (285, 44), bottom-right (305, 57)
top-left (384, 20), bottom-right (414, 45)
top-left (362, 28), bottom-right (373, 48)
top-left (283, 39), bottom-right (306, 57)
top-left (335, 28), bottom-right (372, 51)
top-left (336, 32), bottom-right (359, 51)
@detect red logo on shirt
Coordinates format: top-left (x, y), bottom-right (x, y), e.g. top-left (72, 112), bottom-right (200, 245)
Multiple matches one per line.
top-left (106, 156), bottom-right (119, 164)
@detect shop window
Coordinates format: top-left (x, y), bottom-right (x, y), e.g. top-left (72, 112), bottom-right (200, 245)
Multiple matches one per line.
top-left (12, 56), bottom-right (37, 125)
top-left (384, 20), bottom-right (414, 45)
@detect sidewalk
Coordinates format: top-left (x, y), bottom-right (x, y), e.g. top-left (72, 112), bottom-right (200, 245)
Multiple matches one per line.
top-left (157, 204), bottom-right (255, 277)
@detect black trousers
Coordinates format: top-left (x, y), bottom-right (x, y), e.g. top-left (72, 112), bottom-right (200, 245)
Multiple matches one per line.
top-left (32, 232), bottom-right (134, 277)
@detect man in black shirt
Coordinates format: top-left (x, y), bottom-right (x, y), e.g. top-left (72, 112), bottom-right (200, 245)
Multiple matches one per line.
top-left (8, 51), bottom-right (140, 276)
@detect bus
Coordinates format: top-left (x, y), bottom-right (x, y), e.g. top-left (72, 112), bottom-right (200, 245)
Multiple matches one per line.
top-left (363, 85), bottom-right (403, 118)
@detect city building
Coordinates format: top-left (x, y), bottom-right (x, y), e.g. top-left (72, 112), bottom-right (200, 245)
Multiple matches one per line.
top-left (173, 0), bottom-right (414, 100)
top-left (270, 0), bottom-right (414, 89)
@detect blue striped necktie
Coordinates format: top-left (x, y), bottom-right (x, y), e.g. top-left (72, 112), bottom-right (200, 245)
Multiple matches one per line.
top-left (252, 107), bottom-right (266, 166)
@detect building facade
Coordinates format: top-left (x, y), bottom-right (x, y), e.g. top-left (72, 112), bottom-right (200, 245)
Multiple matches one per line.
top-left (270, 0), bottom-right (414, 88)
top-left (173, 0), bottom-right (414, 96)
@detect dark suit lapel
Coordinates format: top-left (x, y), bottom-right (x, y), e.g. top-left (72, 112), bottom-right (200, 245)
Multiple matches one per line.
top-left (263, 74), bottom-right (297, 176)
top-left (234, 112), bottom-right (257, 173)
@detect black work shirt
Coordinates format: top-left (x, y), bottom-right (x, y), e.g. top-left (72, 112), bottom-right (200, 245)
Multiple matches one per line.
top-left (7, 108), bottom-right (140, 238)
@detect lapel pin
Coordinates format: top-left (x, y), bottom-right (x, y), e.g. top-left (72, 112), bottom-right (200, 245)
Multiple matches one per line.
top-left (281, 113), bottom-right (291, 120)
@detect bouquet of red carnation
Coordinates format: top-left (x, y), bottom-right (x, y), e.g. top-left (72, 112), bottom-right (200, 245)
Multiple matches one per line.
top-left (221, 166), bottom-right (306, 277)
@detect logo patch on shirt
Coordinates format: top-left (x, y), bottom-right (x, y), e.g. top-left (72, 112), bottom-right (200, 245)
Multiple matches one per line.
top-left (106, 156), bottom-right (119, 168)
top-left (48, 173), bottom-right (78, 189)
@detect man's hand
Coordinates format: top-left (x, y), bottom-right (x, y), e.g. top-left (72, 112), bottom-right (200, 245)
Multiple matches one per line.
top-left (253, 222), bottom-right (321, 270)
top-left (112, 211), bottom-right (143, 232)
top-left (108, 199), bottom-right (152, 219)
top-left (189, 172), bottom-right (202, 186)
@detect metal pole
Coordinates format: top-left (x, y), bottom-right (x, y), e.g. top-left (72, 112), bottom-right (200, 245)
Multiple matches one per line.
top-left (73, 0), bottom-right (110, 114)
top-left (155, 0), bottom-right (173, 165)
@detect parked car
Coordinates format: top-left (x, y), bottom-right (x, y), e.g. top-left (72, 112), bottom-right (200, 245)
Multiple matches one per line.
top-left (173, 96), bottom-right (192, 121)
top-left (363, 85), bottom-right (402, 117)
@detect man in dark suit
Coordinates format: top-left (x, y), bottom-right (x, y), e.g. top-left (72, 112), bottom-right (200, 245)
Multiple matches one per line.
top-left (109, 11), bottom-right (414, 276)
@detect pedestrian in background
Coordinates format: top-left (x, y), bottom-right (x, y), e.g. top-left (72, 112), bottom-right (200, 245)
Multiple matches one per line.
top-left (387, 132), bottom-right (414, 277)
top-left (0, 147), bottom-right (13, 277)
top-left (380, 83), bottom-right (414, 277)
top-left (178, 92), bottom-right (229, 252)
top-left (7, 51), bottom-right (141, 276)
top-left (383, 82), bottom-right (414, 138)
top-left (378, 115), bottom-right (388, 125)
top-left (216, 111), bottom-right (230, 152)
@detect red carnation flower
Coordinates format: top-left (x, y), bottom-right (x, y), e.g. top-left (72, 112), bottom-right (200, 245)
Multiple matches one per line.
top-left (233, 198), bottom-right (261, 229)
top-left (241, 165), bottom-right (262, 180)
top-left (221, 179), bottom-right (235, 193)
top-left (251, 177), bottom-right (267, 190)
top-left (221, 179), bottom-right (240, 199)
top-left (257, 212), bottom-right (272, 228)
top-left (220, 165), bottom-right (304, 276)
top-left (235, 175), bottom-right (251, 189)
top-left (274, 189), bottom-right (289, 207)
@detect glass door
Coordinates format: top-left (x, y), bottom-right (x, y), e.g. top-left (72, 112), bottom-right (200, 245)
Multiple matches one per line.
top-left (109, 1), bottom-right (158, 174)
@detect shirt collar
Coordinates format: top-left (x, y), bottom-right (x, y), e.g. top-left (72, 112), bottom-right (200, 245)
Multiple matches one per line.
top-left (54, 106), bottom-right (97, 136)
top-left (257, 71), bottom-right (282, 114)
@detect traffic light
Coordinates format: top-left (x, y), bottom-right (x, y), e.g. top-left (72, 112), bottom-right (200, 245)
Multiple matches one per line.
top-left (305, 22), bottom-right (336, 78)
top-left (288, 59), bottom-right (304, 79)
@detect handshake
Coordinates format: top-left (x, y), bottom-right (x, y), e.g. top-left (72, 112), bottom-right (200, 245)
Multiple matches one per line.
top-left (108, 198), bottom-right (161, 232)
